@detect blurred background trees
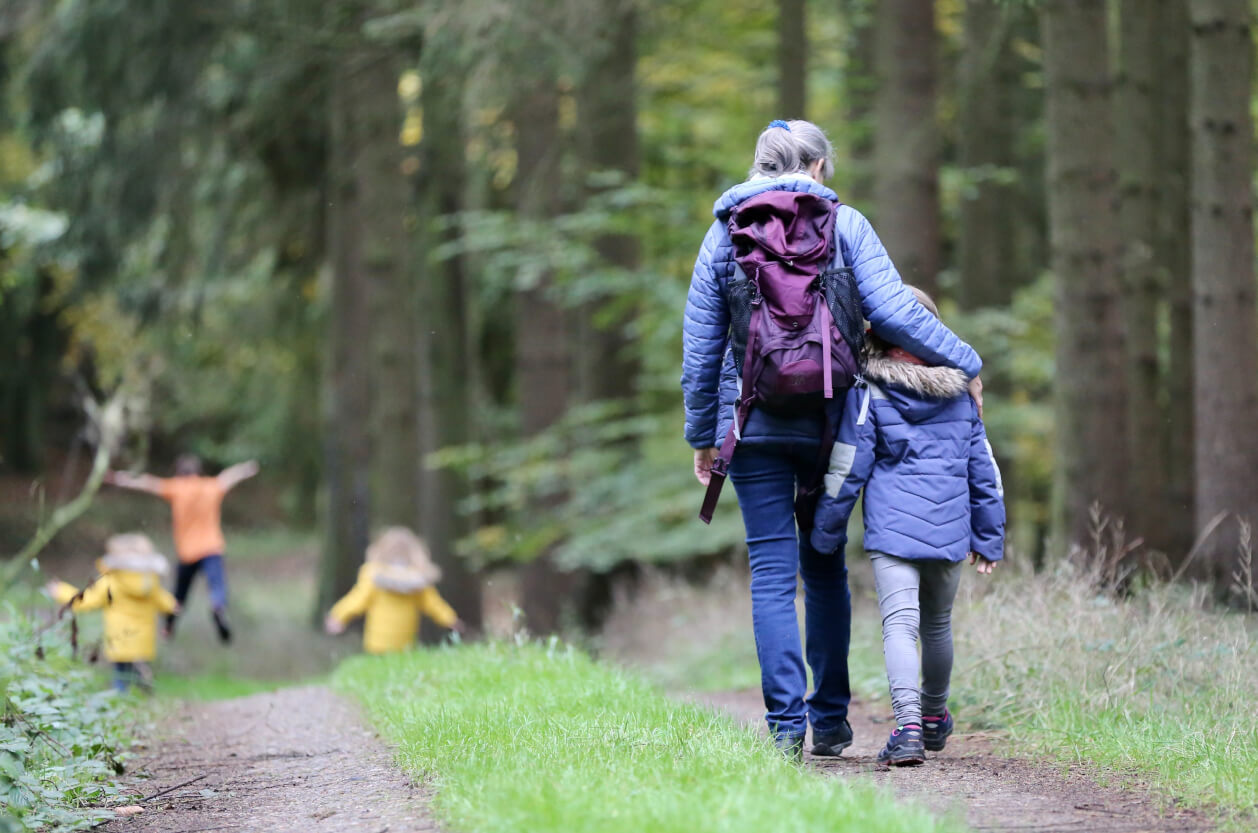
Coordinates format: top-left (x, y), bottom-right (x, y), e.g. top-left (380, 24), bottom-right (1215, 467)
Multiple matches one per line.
top-left (3, 0), bottom-right (1257, 628)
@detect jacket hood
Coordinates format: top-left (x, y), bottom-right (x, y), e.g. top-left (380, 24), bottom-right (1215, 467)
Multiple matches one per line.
top-left (864, 345), bottom-right (969, 423)
top-left (713, 174), bottom-right (838, 221)
top-left (365, 526), bottom-right (442, 584)
top-left (365, 562), bottom-right (433, 594)
top-left (101, 550), bottom-right (169, 576)
top-left (107, 568), bottom-right (166, 599)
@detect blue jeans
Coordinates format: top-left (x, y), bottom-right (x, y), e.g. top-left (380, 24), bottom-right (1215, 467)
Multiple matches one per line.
top-left (112, 662), bottom-right (151, 692)
top-left (730, 444), bottom-right (852, 739)
top-left (171, 553), bottom-right (229, 621)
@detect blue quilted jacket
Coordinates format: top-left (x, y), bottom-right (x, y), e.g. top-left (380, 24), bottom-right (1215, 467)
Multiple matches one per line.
top-left (809, 347), bottom-right (1006, 562)
top-left (681, 175), bottom-right (983, 450)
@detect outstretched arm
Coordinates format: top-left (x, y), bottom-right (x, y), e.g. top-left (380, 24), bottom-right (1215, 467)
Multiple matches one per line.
top-left (46, 578), bottom-right (111, 612)
top-left (103, 470), bottom-right (166, 496)
top-left (217, 460), bottom-right (260, 492)
top-left (325, 569), bottom-right (372, 634)
top-left (419, 586), bottom-right (459, 630)
top-left (839, 206), bottom-right (982, 378)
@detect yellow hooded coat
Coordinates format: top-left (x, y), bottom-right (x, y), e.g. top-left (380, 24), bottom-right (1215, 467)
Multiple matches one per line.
top-left (52, 567), bottom-right (177, 663)
top-left (327, 563), bottom-right (457, 654)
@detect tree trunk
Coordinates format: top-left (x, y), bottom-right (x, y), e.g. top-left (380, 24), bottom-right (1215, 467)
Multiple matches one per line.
top-left (873, 0), bottom-right (940, 292)
top-left (777, 0), bottom-right (807, 118)
top-left (958, 0), bottom-right (1021, 310)
top-left (1117, 0), bottom-right (1166, 552)
top-left (1188, 0), bottom-right (1258, 583)
top-left (514, 77), bottom-right (575, 635)
top-left (570, 0), bottom-right (642, 629)
top-left (316, 34), bottom-right (374, 617)
top-left (360, 49), bottom-right (420, 530)
top-left (1157, 0), bottom-right (1194, 563)
top-left (417, 66), bottom-right (482, 635)
top-left (840, 0), bottom-right (877, 205)
top-left (577, 0), bottom-right (640, 403)
top-left (1040, 0), bottom-right (1130, 548)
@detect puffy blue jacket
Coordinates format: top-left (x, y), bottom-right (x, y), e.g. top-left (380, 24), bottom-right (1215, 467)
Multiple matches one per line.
top-left (681, 175), bottom-right (983, 450)
top-left (809, 347), bottom-right (1006, 562)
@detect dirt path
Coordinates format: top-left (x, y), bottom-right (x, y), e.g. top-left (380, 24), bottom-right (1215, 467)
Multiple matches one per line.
top-left (700, 689), bottom-right (1215, 833)
top-left (102, 686), bottom-right (435, 833)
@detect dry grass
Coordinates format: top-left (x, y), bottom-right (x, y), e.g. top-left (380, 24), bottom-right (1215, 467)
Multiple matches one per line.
top-left (601, 549), bottom-right (1258, 826)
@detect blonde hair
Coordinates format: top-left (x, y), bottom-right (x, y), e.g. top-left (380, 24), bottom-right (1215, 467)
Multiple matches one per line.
top-left (908, 285), bottom-right (940, 319)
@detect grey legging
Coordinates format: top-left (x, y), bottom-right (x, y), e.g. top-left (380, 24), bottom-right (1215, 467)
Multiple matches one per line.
top-left (870, 552), bottom-right (963, 727)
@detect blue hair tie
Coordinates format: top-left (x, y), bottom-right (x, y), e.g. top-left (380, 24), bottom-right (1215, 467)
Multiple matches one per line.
top-left (768, 119), bottom-right (791, 132)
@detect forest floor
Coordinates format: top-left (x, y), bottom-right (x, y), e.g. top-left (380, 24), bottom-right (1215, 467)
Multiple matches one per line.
top-left (106, 673), bottom-right (1215, 833)
top-left (700, 688), bottom-right (1213, 833)
top-left (98, 685), bottom-right (436, 833)
top-left (13, 512), bottom-right (1236, 833)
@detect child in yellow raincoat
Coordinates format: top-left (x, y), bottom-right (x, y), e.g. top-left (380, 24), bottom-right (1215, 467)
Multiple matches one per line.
top-left (45, 533), bottom-right (179, 692)
top-left (324, 527), bottom-right (463, 653)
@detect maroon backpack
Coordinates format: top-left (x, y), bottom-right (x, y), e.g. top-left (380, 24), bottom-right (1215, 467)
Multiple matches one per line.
top-left (699, 190), bottom-right (863, 525)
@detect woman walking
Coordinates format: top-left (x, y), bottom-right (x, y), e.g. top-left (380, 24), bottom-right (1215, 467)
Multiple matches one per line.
top-left (681, 119), bottom-right (982, 758)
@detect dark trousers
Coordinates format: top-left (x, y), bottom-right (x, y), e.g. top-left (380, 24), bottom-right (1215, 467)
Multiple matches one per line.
top-left (112, 662), bottom-right (151, 692)
top-left (729, 444), bottom-right (852, 740)
top-left (168, 553), bottom-right (229, 629)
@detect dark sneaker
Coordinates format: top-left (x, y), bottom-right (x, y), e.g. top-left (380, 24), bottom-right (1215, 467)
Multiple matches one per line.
top-left (773, 732), bottom-right (805, 763)
top-left (212, 609), bottom-right (233, 644)
top-left (811, 719), bottom-right (853, 757)
top-left (875, 725), bottom-right (926, 768)
top-left (922, 710), bottom-right (954, 752)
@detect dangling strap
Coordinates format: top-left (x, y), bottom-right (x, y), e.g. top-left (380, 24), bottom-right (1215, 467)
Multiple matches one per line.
top-left (818, 296), bottom-right (834, 399)
top-left (699, 305), bottom-right (761, 524)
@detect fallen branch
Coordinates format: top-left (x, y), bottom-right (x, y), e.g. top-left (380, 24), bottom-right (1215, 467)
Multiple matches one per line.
top-left (142, 773), bottom-right (208, 802)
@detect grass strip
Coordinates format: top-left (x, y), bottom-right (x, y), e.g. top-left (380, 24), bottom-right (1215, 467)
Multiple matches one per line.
top-left (335, 641), bottom-right (964, 833)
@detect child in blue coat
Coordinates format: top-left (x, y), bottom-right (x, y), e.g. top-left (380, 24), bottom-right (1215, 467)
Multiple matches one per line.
top-left (810, 287), bottom-right (1005, 767)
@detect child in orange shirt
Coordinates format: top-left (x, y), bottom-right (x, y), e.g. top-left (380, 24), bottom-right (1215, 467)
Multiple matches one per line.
top-left (324, 527), bottom-right (464, 654)
top-left (104, 454), bottom-right (259, 643)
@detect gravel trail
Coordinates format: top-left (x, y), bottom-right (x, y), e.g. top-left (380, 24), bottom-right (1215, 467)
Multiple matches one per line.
top-left (101, 685), bottom-right (435, 833)
top-left (700, 689), bottom-right (1217, 833)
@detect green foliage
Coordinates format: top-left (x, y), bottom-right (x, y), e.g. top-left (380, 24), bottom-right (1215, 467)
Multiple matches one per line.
top-left (335, 641), bottom-right (964, 833)
top-left (0, 607), bottom-right (132, 832)
top-left (434, 402), bottom-right (745, 572)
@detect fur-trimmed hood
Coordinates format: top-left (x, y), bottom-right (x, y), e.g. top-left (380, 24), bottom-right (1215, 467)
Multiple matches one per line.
top-left (862, 343), bottom-right (970, 424)
top-left (100, 532), bottom-right (169, 577)
top-left (863, 345), bottom-right (969, 400)
top-left (365, 527), bottom-right (441, 593)
top-left (370, 563), bottom-right (434, 594)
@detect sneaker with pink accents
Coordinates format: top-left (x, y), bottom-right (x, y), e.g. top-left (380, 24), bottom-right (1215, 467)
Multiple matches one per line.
top-left (875, 724), bottom-right (926, 767)
top-left (922, 710), bottom-right (954, 752)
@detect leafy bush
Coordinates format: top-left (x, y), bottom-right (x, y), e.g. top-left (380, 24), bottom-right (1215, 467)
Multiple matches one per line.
top-left (0, 604), bottom-right (131, 831)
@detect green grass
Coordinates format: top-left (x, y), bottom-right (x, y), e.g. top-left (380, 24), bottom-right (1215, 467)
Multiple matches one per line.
top-left (616, 563), bottom-right (1258, 826)
top-left (335, 642), bottom-right (964, 833)
top-left (152, 671), bottom-right (287, 701)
